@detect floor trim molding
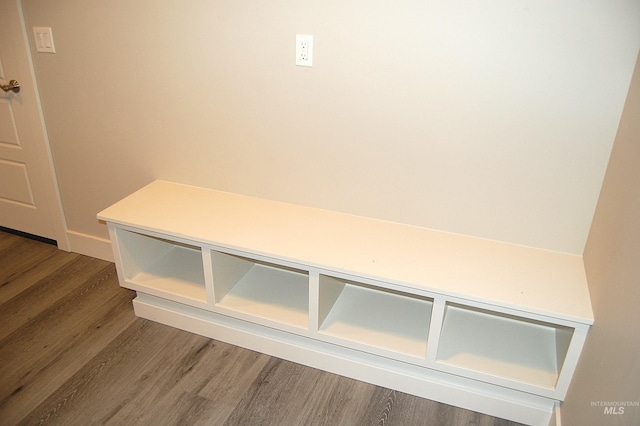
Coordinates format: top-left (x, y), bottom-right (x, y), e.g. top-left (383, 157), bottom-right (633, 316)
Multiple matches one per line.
top-left (66, 229), bottom-right (113, 261)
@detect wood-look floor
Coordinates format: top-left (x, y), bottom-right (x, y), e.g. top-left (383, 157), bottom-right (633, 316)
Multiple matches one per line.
top-left (0, 230), bottom-right (523, 426)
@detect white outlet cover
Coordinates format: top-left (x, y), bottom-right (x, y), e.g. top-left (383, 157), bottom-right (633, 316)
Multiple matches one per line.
top-left (296, 34), bottom-right (313, 67)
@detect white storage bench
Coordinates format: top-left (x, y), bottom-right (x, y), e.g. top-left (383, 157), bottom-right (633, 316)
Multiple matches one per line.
top-left (98, 180), bottom-right (593, 425)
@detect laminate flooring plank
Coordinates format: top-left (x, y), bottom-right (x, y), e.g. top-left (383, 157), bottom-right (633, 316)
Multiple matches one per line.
top-left (0, 231), bottom-right (24, 251)
top-left (103, 331), bottom-right (268, 425)
top-left (12, 319), bottom-right (171, 425)
top-left (18, 321), bottom-right (251, 425)
top-left (223, 357), bottom-right (382, 426)
top-left (288, 370), bottom-right (381, 425)
top-left (0, 254), bottom-right (96, 340)
top-left (360, 387), bottom-right (522, 426)
top-left (0, 237), bottom-right (67, 303)
top-left (0, 258), bottom-right (119, 374)
top-left (223, 359), bottom-right (525, 426)
top-left (0, 264), bottom-right (136, 425)
top-left (362, 387), bottom-right (431, 425)
top-left (114, 341), bottom-right (271, 425)
top-left (0, 231), bottom-right (56, 272)
top-left (222, 357), bottom-right (315, 425)
top-left (191, 343), bottom-right (271, 422)
top-left (128, 390), bottom-right (216, 426)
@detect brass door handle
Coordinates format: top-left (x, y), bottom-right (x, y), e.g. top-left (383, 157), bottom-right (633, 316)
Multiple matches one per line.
top-left (1, 80), bottom-right (20, 93)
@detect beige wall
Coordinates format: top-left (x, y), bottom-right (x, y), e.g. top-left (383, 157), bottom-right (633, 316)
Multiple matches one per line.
top-left (22, 0), bottom-right (640, 254)
top-left (562, 51), bottom-right (640, 424)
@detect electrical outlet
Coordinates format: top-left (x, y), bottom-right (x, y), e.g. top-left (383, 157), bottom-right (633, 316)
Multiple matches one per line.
top-left (296, 34), bottom-right (313, 67)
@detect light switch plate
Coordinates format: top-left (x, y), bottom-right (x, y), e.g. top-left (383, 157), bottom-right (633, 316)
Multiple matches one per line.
top-left (33, 27), bottom-right (56, 53)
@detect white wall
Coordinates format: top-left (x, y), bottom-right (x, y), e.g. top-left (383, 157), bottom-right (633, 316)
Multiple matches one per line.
top-left (22, 0), bottom-right (640, 254)
top-left (561, 50), bottom-right (640, 425)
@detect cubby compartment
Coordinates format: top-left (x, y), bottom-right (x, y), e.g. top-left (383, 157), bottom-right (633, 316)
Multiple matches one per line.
top-left (211, 251), bottom-right (309, 329)
top-left (318, 274), bottom-right (433, 359)
top-left (436, 303), bottom-right (574, 389)
top-left (115, 228), bottom-right (206, 303)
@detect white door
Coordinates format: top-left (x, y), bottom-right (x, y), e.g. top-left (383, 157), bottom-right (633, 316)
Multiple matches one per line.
top-left (0, 0), bottom-right (67, 248)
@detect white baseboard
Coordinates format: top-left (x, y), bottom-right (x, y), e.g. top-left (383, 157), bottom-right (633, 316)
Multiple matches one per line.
top-left (66, 230), bottom-right (114, 261)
